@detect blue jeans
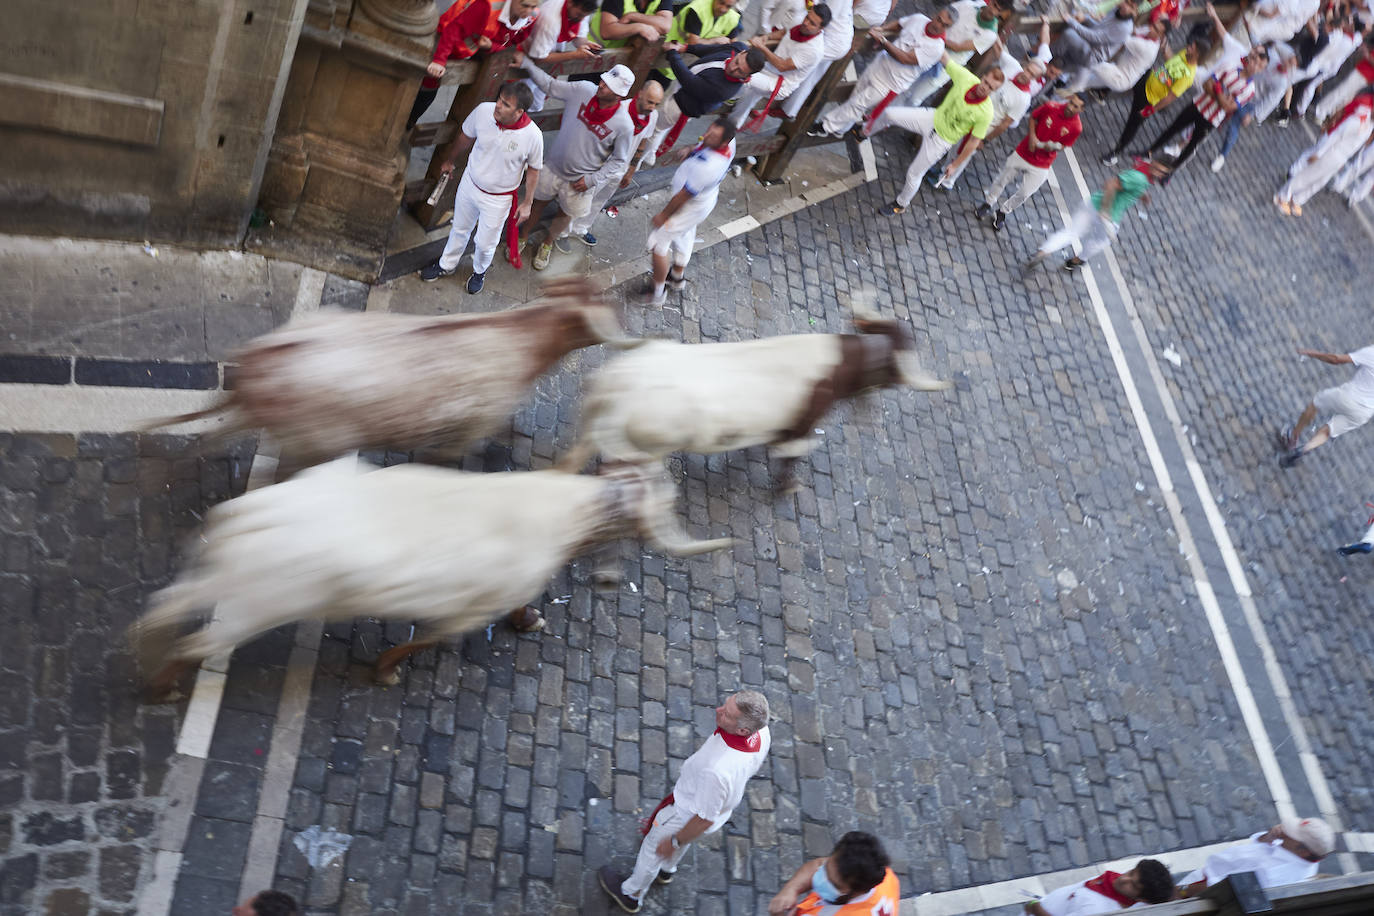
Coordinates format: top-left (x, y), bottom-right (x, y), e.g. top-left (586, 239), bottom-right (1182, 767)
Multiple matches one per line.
top-left (1220, 100), bottom-right (1255, 157)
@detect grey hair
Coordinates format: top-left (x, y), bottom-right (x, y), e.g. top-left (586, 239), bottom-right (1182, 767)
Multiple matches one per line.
top-left (732, 690), bottom-right (770, 734)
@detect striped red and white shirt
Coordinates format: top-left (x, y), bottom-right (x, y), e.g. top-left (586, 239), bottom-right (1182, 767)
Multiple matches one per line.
top-left (1194, 66), bottom-right (1256, 127)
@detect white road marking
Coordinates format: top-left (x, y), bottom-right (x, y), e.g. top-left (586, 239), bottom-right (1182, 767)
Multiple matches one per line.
top-left (0, 383), bottom-right (226, 434)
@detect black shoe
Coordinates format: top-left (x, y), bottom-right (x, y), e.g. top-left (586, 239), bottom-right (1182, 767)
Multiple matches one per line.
top-left (845, 125), bottom-right (867, 144)
top-left (466, 271), bottom-right (485, 294)
top-left (655, 869), bottom-right (675, 885)
top-left (991, 210), bottom-right (1006, 232)
top-left (420, 261), bottom-right (454, 282)
top-left (1339, 541), bottom-right (1374, 555)
top-left (924, 169), bottom-right (941, 188)
top-left (598, 866), bottom-right (641, 913)
top-left (1275, 426), bottom-right (1296, 452)
top-left (1064, 256), bottom-right (1085, 272)
top-left (975, 203), bottom-right (992, 220)
top-left (1100, 151), bottom-right (1119, 165)
top-left (1279, 448), bottom-right (1305, 468)
top-left (806, 126), bottom-right (834, 139)
top-left (881, 200), bottom-right (906, 216)
top-left (667, 271), bottom-right (686, 291)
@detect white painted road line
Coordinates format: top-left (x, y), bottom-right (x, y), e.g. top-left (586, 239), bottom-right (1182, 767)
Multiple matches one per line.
top-left (1055, 147), bottom-right (1348, 864)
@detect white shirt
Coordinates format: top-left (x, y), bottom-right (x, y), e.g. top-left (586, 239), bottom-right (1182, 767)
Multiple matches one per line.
top-left (1110, 31), bottom-right (1164, 81)
top-left (1311, 29), bottom-right (1362, 75)
top-left (1197, 32), bottom-right (1248, 83)
top-left (527, 0), bottom-right (589, 59)
top-left (991, 79), bottom-right (1033, 126)
top-left (946, 0), bottom-right (999, 65)
top-left (864, 14), bottom-right (946, 91)
top-left (758, 0), bottom-right (806, 32)
top-left (853, 0), bottom-right (892, 27)
top-left (1038, 879), bottom-right (1128, 916)
top-left (669, 725), bottom-right (770, 830)
top-left (1181, 832), bottom-right (1320, 890)
top-left (460, 102), bottom-right (545, 193)
top-left (1341, 346), bottom-right (1374, 409)
top-left (820, 0), bottom-right (856, 60)
top-left (769, 30), bottom-right (827, 95)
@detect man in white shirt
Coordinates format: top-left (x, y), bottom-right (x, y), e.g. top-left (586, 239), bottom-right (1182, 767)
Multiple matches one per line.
top-left (779, 0), bottom-right (855, 118)
top-left (730, 4), bottom-right (832, 128)
top-left (1293, 15), bottom-right (1365, 117)
top-left (902, 0), bottom-right (1001, 107)
top-left (1051, 0), bottom-right (1139, 89)
top-left (524, 0), bottom-right (602, 110)
top-left (640, 117), bottom-right (738, 306)
top-left (1177, 818), bottom-right (1335, 895)
top-left (421, 84), bottom-right (544, 295)
top-left (516, 56), bottom-right (637, 269)
top-left (568, 81), bottom-right (664, 246)
top-left (1026, 860), bottom-right (1174, 916)
top-left (1279, 340), bottom-right (1374, 466)
top-left (599, 690), bottom-right (772, 913)
top-left (808, 8), bottom-right (952, 139)
top-left (1064, 18), bottom-right (1169, 96)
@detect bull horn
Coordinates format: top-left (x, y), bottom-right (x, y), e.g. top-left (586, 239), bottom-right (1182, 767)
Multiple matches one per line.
top-left (895, 351), bottom-right (952, 391)
top-left (584, 304), bottom-right (646, 349)
top-left (843, 287), bottom-right (882, 322)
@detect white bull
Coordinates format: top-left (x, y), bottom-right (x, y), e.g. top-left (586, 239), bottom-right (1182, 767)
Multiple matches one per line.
top-left (130, 460), bottom-right (730, 696)
top-left (150, 278), bottom-right (638, 474)
top-left (558, 309), bottom-right (949, 489)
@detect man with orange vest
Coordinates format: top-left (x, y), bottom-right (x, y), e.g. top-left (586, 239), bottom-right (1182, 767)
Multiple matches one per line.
top-left (768, 832), bottom-right (901, 916)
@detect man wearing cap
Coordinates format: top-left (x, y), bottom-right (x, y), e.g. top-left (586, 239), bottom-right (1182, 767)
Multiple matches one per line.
top-left (568, 81), bottom-right (664, 247)
top-left (599, 690), bottom-right (771, 913)
top-left (516, 52), bottom-right (638, 270)
top-left (1178, 817), bottom-right (1336, 895)
top-left (420, 83), bottom-right (543, 295)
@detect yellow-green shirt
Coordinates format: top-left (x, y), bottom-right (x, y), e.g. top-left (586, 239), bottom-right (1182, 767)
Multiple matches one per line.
top-left (1145, 51), bottom-right (1195, 106)
top-left (933, 61), bottom-right (995, 143)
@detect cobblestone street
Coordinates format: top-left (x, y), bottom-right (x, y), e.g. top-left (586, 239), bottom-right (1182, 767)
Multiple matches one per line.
top-left (4, 69), bottom-right (1374, 916)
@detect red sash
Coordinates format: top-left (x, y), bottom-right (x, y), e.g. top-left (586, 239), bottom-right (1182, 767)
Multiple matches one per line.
top-left (474, 182), bottom-right (525, 269)
top-left (743, 76), bottom-right (786, 132)
top-left (1328, 93), bottom-right (1374, 134)
top-left (641, 793), bottom-right (675, 835)
top-left (862, 90), bottom-right (899, 137)
top-left (656, 113), bottom-right (690, 157)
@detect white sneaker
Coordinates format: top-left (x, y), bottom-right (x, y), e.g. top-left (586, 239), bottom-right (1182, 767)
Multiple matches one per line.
top-left (1211, 154), bottom-right (1225, 173)
top-left (1163, 141), bottom-right (1183, 157)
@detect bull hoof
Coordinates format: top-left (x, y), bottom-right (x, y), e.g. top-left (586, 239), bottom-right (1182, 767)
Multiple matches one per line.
top-left (374, 667), bottom-right (402, 687)
top-left (592, 570), bottom-right (621, 590)
top-left (143, 686), bottom-right (183, 705)
top-left (774, 478), bottom-right (800, 498)
top-left (508, 606), bottom-right (546, 633)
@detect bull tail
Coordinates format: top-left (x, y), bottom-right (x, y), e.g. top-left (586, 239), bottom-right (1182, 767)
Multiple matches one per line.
top-left (139, 399), bottom-right (232, 432)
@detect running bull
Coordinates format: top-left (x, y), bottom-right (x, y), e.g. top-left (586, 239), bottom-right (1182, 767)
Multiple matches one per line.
top-left (150, 279), bottom-right (639, 474)
top-left (558, 301), bottom-right (950, 489)
top-left (130, 460), bottom-right (731, 698)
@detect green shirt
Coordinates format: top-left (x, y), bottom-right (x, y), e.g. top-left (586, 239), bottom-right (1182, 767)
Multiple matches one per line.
top-left (933, 61), bottom-right (995, 143)
top-left (1090, 167), bottom-right (1150, 224)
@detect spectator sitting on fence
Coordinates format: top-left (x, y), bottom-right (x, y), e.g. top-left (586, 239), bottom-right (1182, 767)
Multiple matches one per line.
top-left (523, 0), bottom-right (603, 110)
top-left (407, 0), bottom-right (499, 130)
top-left (728, 4), bottom-right (833, 129)
top-left (1026, 860), bottom-right (1174, 916)
top-left (656, 0), bottom-right (743, 83)
top-left (487, 0), bottom-right (543, 53)
top-left (651, 42), bottom-right (768, 157)
top-left (1177, 817), bottom-right (1336, 896)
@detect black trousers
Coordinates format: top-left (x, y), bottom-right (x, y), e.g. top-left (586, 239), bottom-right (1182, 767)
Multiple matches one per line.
top-left (407, 87), bottom-right (439, 131)
top-left (1147, 104), bottom-right (1214, 170)
top-left (1112, 72), bottom-right (1155, 154)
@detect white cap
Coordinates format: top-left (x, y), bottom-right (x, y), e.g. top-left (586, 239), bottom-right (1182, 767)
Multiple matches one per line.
top-left (600, 64), bottom-right (634, 97)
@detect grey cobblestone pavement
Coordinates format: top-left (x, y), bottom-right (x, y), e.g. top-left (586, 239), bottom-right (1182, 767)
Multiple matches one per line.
top-left (0, 433), bottom-right (254, 915)
top-left (5, 80), bottom-right (1374, 916)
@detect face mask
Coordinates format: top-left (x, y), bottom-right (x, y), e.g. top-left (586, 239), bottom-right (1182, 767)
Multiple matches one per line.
top-left (811, 861), bottom-right (848, 904)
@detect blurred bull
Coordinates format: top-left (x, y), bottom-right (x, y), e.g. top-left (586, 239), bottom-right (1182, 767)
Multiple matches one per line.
top-left (130, 460), bottom-right (731, 698)
top-left (150, 279), bottom-right (638, 474)
top-left (558, 301), bottom-right (950, 490)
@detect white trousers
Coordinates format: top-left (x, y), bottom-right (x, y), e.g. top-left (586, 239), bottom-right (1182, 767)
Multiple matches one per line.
top-left (1314, 69), bottom-right (1372, 123)
top-left (439, 174), bottom-right (511, 275)
top-left (622, 803), bottom-right (695, 901)
top-left (782, 53), bottom-right (840, 117)
top-left (568, 175), bottom-right (621, 237)
top-left (1065, 59), bottom-right (1145, 94)
top-left (985, 152), bottom-right (1051, 213)
top-left (1038, 200), bottom-right (1117, 261)
top-left (1334, 142), bottom-right (1374, 203)
top-left (872, 106), bottom-right (953, 206)
top-left (729, 78), bottom-right (796, 128)
top-left (820, 64), bottom-right (907, 134)
top-left (1279, 133), bottom-right (1367, 206)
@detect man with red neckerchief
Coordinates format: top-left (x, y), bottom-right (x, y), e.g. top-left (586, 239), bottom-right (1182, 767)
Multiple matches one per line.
top-left (729, 5), bottom-right (833, 129)
top-left (1026, 859), bottom-right (1174, 916)
top-left (523, 0), bottom-right (602, 110)
top-left (599, 690), bottom-right (771, 913)
top-left (977, 94), bottom-right (1084, 231)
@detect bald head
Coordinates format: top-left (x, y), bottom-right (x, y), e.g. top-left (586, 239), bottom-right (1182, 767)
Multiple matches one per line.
top-left (636, 80), bottom-right (664, 116)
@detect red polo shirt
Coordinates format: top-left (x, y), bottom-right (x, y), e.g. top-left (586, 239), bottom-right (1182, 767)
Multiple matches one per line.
top-left (1016, 102), bottom-right (1083, 169)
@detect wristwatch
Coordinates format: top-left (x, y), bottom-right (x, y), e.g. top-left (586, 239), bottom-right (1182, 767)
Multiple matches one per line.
top-left (670, 836), bottom-right (681, 851)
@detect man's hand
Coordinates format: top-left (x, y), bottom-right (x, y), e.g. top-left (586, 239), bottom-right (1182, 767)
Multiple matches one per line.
top-left (620, 167), bottom-right (637, 188)
top-left (868, 27), bottom-right (885, 42)
top-left (426, 62), bottom-right (446, 78)
top-left (576, 43), bottom-right (602, 60)
top-left (768, 887), bottom-right (802, 916)
top-left (1141, 103), bottom-right (1156, 117)
top-left (750, 35), bottom-right (769, 49)
top-left (651, 209), bottom-right (669, 228)
top-left (654, 836), bottom-right (676, 858)
top-left (1298, 348), bottom-right (1322, 357)
top-left (516, 199), bottom-right (533, 225)
top-left (512, 48), bottom-right (527, 66)
top-left (637, 23), bottom-right (661, 40)
top-left (478, 35), bottom-right (492, 51)
top-left (571, 177), bottom-right (590, 193)
top-left (440, 160), bottom-right (456, 176)
top-left (664, 40), bottom-right (685, 52)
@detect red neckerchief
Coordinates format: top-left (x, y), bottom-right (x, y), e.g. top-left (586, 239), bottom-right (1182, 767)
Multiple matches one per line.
top-left (1085, 872), bottom-right (1136, 908)
top-left (694, 142), bottom-right (733, 158)
top-left (964, 86), bottom-right (987, 104)
top-left (628, 102), bottom-right (652, 131)
top-left (556, 0), bottom-right (580, 42)
top-left (925, 21), bottom-right (945, 38)
top-left (1131, 156), bottom-right (1155, 180)
top-left (715, 727), bottom-right (761, 751)
top-left (497, 111), bottom-right (532, 130)
top-left (1013, 73), bottom-right (1033, 90)
top-left (580, 95), bottom-right (620, 126)
top-left (722, 53), bottom-right (747, 83)
top-left (1328, 93), bottom-right (1374, 134)
top-left (790, 24), bottom-right (820, 42)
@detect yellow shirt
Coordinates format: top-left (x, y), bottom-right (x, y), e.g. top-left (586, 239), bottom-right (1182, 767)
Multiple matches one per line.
top-left (1145, 51), bottom-right (1195, 106)
top-left (933, 61), bottom-right (995, 143)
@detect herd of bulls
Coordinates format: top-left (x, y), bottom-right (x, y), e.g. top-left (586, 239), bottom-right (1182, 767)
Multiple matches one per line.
top-left (130, 278), bottom-right (948, 698)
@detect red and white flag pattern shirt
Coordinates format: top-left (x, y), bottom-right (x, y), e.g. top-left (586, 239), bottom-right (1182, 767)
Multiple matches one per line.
top-left (1194, 66), bottom-right (1256, 127)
